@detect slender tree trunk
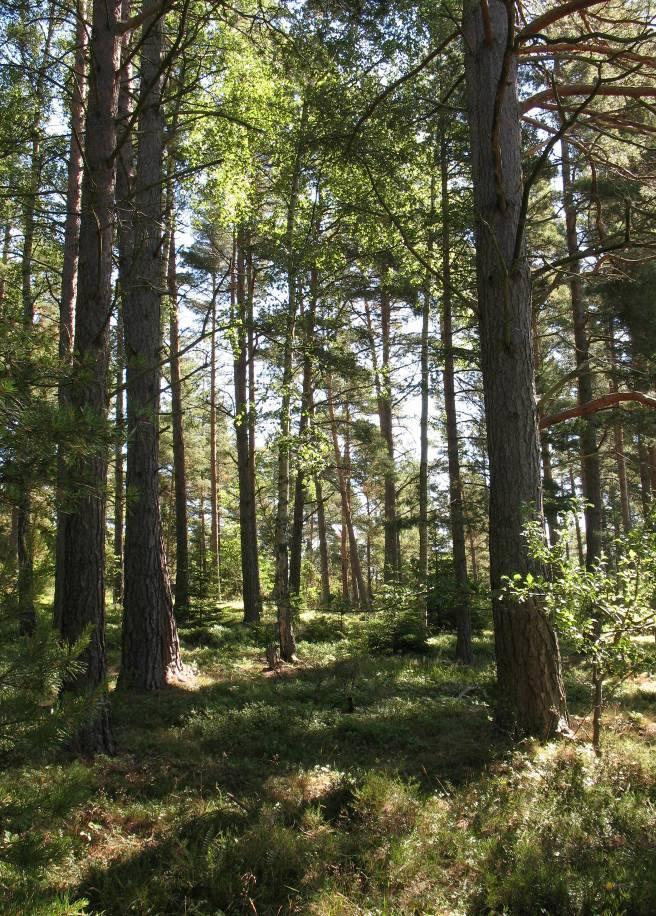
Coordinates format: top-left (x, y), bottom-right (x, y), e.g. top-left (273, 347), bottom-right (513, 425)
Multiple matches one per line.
top-left (234, 232), bottom-right (262, 623)
top-left (0, 224), bottom-right (10, 311)
top-left (199, 485), bottom-right (207, 586)
top-left (17, 5), bottom-right (56, 635)
top-left (569, 467), bottom-right (585, 565)
top-left (59, 0), bottom-right (122, 755)
top-left (290, 270), bottom-right (319, 595)
top-left (340, 510), bottom-right (349, 601)
top-left (561, 134), bottom-right (603, 565)
top-left (327, 376), bottom-right (368, 607)
top-left (380, 272), bottom-right (399, 580)
top-left (440, 125), bottom-right (472, 664)
top-left (637, 434), bottom-right (651, 516)
top-left (54, 0), bottom-right (88, 629)
top-left (246, 246), bottom-right (261, 607)
top-left (167, 214), bottom-right (190, 617)
top-left (119, 6), bottom-right (182, 690)
top-left (463, 0), bottom-right (568, 737)
top-left (418, 163), bottom-right (433, 600)
top-left (113, 317), bottom-right (125, 605)
top-left (315, 473), bottom-right (331, 605)
top-left (274, 103), bottom-right (307, 659)
top-left (209, 281), bottom-right (221, 597)
top-left (607, 319), bottom-right (631, 532)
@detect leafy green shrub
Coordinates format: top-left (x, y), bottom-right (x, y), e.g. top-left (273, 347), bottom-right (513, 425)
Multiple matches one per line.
top-left (297, 614), bottom-right (346, 644)
top-left (426, 556), bottom-right (491, 632)
top-left (360, 586), bottom-right (429, 655)
top-left (0, 607), bottom-right (89, 763)
top-left (506, 518), bottom-right (656, 752)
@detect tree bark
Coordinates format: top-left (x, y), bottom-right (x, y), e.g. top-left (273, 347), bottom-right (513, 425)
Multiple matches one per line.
top-left (327, 377), bottom-right (368, 608)
top-left (418, 159), bottom-right (433, 601)
top-left (59, 0), bottom-right (122, 755)
top-left (17, 4), bottom-right (56, 635)
top-left (234, 231), bottom-right (262, 623)
top-left (119, 5), bottom-right (182, 690)
top-left (113, 317), bottom-right (125, 606)
top-left (379, 271), bottom-right (399, 581)
top-left (463, 0), bottom-right (568, 737)
top-left (560, 133), bottom-right (603, 565)
top-left (289, 270), bottom-right (319, 595)
top-left (440, 124), bottom-right (472, 664)
top-left (314, 472), bottom-right (332, 605)
top-left (54, 1), bottom-right (88, 630)
top-left (607, 319), bottom-right (631, 532)
top-left (209, 280), bottom-right (221, 597)
top-left (274, 102), bottom-right (307, 659)
top-left (167, 213), bottom-right (190, 617)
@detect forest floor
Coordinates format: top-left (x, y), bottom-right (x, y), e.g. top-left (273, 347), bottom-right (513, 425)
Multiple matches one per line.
top-left (2, 603), bottom-right (656, 915)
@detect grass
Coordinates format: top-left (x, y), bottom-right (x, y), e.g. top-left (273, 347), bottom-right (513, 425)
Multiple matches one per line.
top-left (1, 604), bottom-right (656, 914)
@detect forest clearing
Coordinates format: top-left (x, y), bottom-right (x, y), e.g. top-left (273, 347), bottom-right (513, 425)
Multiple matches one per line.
top-left (2, 0), bottom-right (656, 912)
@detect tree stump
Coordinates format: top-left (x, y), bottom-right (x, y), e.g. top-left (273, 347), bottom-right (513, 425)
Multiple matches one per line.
top-left (266, 643), bottom-right (281, 671)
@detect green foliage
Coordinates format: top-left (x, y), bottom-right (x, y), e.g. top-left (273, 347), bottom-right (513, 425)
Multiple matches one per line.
top-left (1, 613), bottom-right (655, 915)
top-left (360, 585), bottom-right (430, 655)
top-left (297, 613), bottom-right (346, 644)
top-left (506, 517), bottom-right (656, 690)
top-left (0, 604), bottom-right (89, 763)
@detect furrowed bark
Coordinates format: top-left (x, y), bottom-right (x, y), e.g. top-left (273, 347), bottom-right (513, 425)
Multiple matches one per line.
top-left (463, 0), bottom-right (568, 737)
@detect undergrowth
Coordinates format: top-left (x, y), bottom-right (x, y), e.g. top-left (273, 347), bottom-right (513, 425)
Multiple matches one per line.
top-left (1, 603), bottom-right (655, 914)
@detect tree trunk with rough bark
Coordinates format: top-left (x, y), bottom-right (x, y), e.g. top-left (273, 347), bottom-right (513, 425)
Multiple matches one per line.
top-left (440, 125), bottom-right (472, 664)
top-left (167, 215), bottom-right (190, 617)
top-left (560, 134), bottom-right (603, 565)
top-left (234, 231), bottom-right (262, 623)
top-left (327, 377), bottom-right (368, 608)
top-left (289, 272), bottom-right (318, 595)
top-left (54, 1), bottom-right (88, 630)
top-left (209, 281), bottom-right (221, 598)
top-left (113, 318), bottom-right (125, 606)
top-left (274, 103), bottom-right (307, 659)
top-left (463, 0), bottom-right (568, 737)
top-left (59, 0), bottom-right (122, 755)
top-left (607, 319), bottom-right (631, 532)
top-left (314, 473), bottom-right (331, 605)
top-left (18, 4), bottom-right (56, 635)
top-left (119, 6), bottom-right (182, 690)
top-left (418, 159), bottom-right (433, 602)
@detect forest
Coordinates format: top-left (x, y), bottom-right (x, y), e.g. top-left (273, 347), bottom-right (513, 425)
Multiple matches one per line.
top-left (1, 0), bottom-right (656, 912)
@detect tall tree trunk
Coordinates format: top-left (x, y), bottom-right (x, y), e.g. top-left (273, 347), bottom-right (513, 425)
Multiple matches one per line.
top-left (209, 281), bottom-right (221, 598)
top-left (59, 0), bottom-right (122, 755)
top-left (289, 270), bottom-right (319, 595)
top-left (274, 102), bottom-right (307, 659)
top-left (167, 213), bottom-right (190, 617)
top-left (314, 472), bottom-right (331, 605)
top-left (234, 231), bottom-right (262, 623)
top-left (0, 224), bottom-right (10, 311)
top-left (560, 134), bottom-right (603, 565)
top-left (418, 164), bottom-right (433, 601)
top-left (607, 319), bottom-right (631, 532)
top-left (119, 6), bottom-right (182, 690)
top-left (440, 124), bottom-right (472, 664)
top-left (463, 0), bottom-right (568, 737)
top-left (327, 377), bottom-right (368, 608)
top-left (113, 317), bottom-right (125, 605)
top-left (379, 271), bottom-right (399, 581)
top-left (54, 0), bottom-right (88, 630)
top-left (637, 433), bottom-right (651, 517)
top-left (17, 4), bottom-right (56, 635)
top-left (246, 246), bottom-right (261, 607)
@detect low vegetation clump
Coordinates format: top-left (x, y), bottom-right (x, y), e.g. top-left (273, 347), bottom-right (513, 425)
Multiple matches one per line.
top-left (1, 604), bottom-right (654, 915)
